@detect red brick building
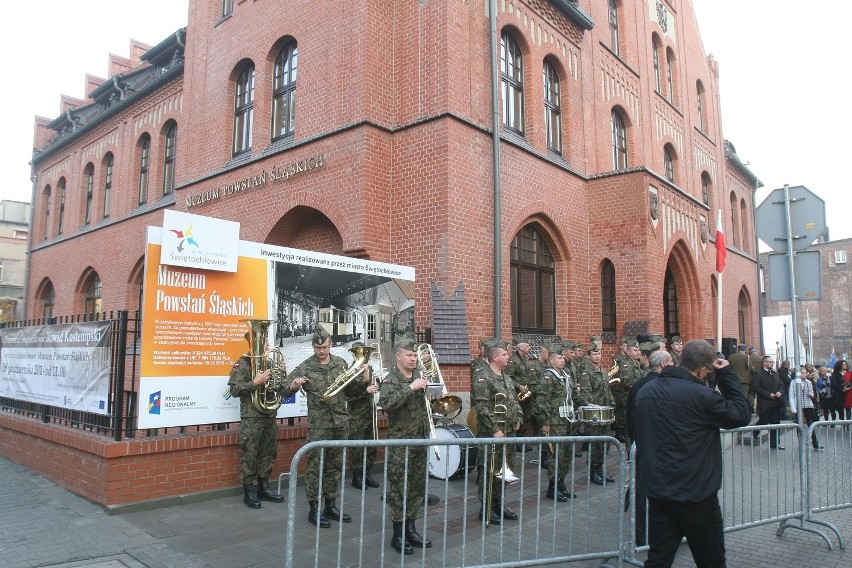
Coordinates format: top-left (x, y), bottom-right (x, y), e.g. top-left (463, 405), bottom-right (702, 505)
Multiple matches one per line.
top-left (15, 0), bottom-right (762, 505)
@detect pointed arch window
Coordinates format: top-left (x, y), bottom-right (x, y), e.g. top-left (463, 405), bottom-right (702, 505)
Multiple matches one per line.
top-left (664, 145), bottom-right (675, 182)
top-left (42, 282), bottom-right (55, 320)
top-left (163, 122), bottom-right (177, 195)
top-left (738, 289), bottom-right (749, 343)
top-left (543, 62), bottom-right (561, 153)
top-left (84, 163), bottom-right (94, 225)
top-left (652, 35), bottom-right (662, 94)
top-left (601, 259), bottom-right (617, 332)
top-left (501, 31), bottom-right (524, 133)
top-left (233, 64), bottom-right (255, 155)
top-left (697, 81), bottom-right (706, 132)
top-left (43, 185), bottom-right (51, 240)
top-left (511, 224), bottom-right (555, 333)
top-left (57, 178), bottom-right (66, 235)
top-left (138, 134), bottom-right (150, 205)
top-left (701, 172), bottom-right (711, 206)
top-left (730, 192), bottom-right (740, 248)
top-left (666, 50), bottom-right (675, 104)
top-left (611, 110), bottom-right (627, 169)
top-left (740, 198), bottom-right (750, 253)
top-left (103, 153), bottom-right (113, 218)
top-left (664, 266), bottom-right (680, 339)
top-left (84, 273), bottom-right (102, 321)
top-left (609, 0), bottom-right (620, 56)
top-left (272, 42), bottom-right (297, 140)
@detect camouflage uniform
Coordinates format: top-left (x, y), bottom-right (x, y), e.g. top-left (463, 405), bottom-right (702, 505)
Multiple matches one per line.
top-left (347, 369), bottom-right (377, 479)
top-left (577, 354), bottom-right (615, 475)
top-left (535, 361), bottom-right (576, 482)
top-left (473, 363), bottom-right (521, 508)
top-left (529, 354), bottom-right (550, 431)
top-left (610, 342), bottom-right (643, 443)
top-left (286, 352), bottom-right (364, 502)
top-left (505, 349), bottom-right (534, 436)
top-left (229, 355), bottom-right (294, 484)
top-left (378, 365), bottom-right (430, 522)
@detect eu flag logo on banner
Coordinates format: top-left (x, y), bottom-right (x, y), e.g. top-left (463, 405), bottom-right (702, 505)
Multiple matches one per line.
top-left (148, 391), bottom-right (161, 414)
top-left (282, 392), bottom-right (296, 405)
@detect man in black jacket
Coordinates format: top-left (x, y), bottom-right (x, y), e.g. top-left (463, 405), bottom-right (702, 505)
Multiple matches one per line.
top-left (751, 356), bottom-right (786, 449)
top-left (634, 340), bottom-right (751, 567)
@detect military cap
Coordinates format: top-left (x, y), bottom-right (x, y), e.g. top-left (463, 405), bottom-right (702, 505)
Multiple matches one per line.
top-left (625, 339), bottom-right (639, 348)
top-left (312, 325), bottom-right (331, 345)
top-left (479, 337), bottom-right (497, 347)
top-left (545, 343), bottom-right (563, 355)
top-left (620, 336), bottom-right (632, 345)
top-left (671, 335), bottom-right (683, 343)
top-left (590, 335), bottom-right (603, 343)
top-left (396, 335), bottom-right (419, 351)
top-left (737, 344), bottom-right (748, 351)
top-left (588, 344), bottom-right (601, 354)
top-left (649, 334), bottom-right (667, 344)
top-left (639, 341), bottom-right (660, 352)
top-left (574, 342), bottom-right (585, 351)
top-left (512, 336), bottom-right (530, 347)
top-left (563, 341), bottom-right (578, 350)
top-left (539, 343), bottom-right (551, 354)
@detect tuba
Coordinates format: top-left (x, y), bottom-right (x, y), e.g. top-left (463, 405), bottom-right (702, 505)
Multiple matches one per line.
top-left (242, 319), bottom-right (287, 413)
top-left (320, 344), bottom-right (375, 401)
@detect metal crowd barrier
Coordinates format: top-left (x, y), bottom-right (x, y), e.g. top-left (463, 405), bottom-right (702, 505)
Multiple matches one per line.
top-left (283, 435), bottom-right (627, 568)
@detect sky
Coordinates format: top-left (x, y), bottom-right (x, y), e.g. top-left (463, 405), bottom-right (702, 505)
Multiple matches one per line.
top-left (2, 1), bottom-right (849, 240)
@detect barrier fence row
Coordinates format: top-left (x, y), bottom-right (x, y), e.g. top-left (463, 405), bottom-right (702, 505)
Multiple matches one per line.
top-left (280, 419), bottom-right (851, 568)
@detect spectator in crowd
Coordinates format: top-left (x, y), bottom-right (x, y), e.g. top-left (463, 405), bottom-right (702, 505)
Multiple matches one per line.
top-left (788, 371), bottom-right (822, 450)
top-left (832, 360), bottom-right (851, 422)
top-left (817, 367), bottom-right (836, 421)
top-left (751, 356), bottom-right (786, 449)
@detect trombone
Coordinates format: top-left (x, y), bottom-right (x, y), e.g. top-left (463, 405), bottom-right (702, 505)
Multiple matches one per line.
top-left (485, 392), bottom-right (519, 527)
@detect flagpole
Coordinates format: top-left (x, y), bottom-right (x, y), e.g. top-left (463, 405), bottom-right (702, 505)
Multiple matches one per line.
top-left (716, 272), bottom-right (723, 353)
top-left (715, 209), bottom-right (727, 353)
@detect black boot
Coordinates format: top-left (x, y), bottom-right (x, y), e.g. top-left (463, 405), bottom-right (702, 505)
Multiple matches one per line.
top-left (477, 502), bottom-right (502, 525)
top-left (392, 521), bottom-right (414, 555)
top-left (557, 479), bottom-right (577, 499)
top-left (352, 472), bottom-right (366, 489)
top-left (257, 478), bottom-right (284, 503)
top-left (323, 498), bottom-right (352, 523)
top-left (404, 518), bottom-right (432, 548)
top-left (308, 500), bottom-right (330, 528)
top-left (498, 501), bottom-right (518, 520)
top-left (243, 483), bottom-right (262, 509)
top-left (364, 471), bottom-right (380, 488)
top-left (546, 479), bottom-right (568, 502)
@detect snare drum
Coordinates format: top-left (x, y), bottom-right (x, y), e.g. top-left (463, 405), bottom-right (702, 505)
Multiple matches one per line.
top-left (579, 405), bottom-right (614, 424)
top-left (428, 424), bottom-right (478, 480)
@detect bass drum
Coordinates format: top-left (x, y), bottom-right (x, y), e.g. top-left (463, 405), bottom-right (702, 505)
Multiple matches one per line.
top-left (428, 424), bottom-right (478, 480)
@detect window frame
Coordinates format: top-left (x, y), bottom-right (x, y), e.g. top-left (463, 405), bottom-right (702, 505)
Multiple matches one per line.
top-left (611, 110), bottom-right (627, 170)
top-left (609, 0), bottom-right (620, 56)
top-left (163, 122), bottom-right (177, 195)
top-left (664, 146), bottom-right (674, 182)
top-left (697, 81), bottom-right (706, 132)
top-left (500, 31), bottom-right (525, 134)
top-left (57, 178), bottom-right (66, 235)
top-left (138, 134), bottom-right (150, 205)
top-left (652, 38), bottom-right (662, 94)
top-left (271, 43), bottom-right (298, 141)
top-left (233, 64), bottom-right (255, 155)
top-left (543, 61), bottom-right (562, 154)
top-left (666, 50), bottom-right (675, 104)
top-left (42, 282), bottom-right (55, 320)
top-left (510, 224), bottom-right (556, 334)
top-left (102, 154), bottom-right (113, 219)
top-left (701, 172), bottom-right (711, 206)
top-left (83, 164), bottom-right (94, 225)
top-left (84, 274), bottom-right (103, 321)
top-left (601, 259), bottom-right (617, 333)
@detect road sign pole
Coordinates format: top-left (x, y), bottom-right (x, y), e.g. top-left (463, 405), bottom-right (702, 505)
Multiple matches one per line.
top-left (782, 183), bottom-right (801, 369)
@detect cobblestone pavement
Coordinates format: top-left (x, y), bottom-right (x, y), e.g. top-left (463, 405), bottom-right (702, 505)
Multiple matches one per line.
top-left (2, 425), bottom-right (851, 567)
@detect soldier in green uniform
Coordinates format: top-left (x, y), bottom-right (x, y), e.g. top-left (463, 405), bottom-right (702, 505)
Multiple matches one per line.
top-left (505, 339), bottom-right (533, 445)
top-left (287, 326), bottom-right (370, 528)
top-left (577, 345), bottom-right (616, 486)
top-left (529, 343), bottom-right (552, 468)
top-left (570, 342), bottom-right (587, 383)
top-left (348, 342), bottom-right (381, 490)
top-left (613, 336), bottom-right (631, 368)
top-left (473, 339), bottom-right (522, 525)
top-left (535, 343), bottom-right (578, 502)
top-left (378, 335), bottom-right (432, 555)
top-left (229, 335), bottom-right (305, 509)
top-left (669, 336), bottom-right (683, 366)
top-left (610, 339), bottom-right (642, 444)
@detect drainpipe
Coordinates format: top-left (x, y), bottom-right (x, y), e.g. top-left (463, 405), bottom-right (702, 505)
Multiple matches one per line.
top-left (23, 167), bottom-right (37, 320)
top-left (489, 0), bottom-right (502, 338)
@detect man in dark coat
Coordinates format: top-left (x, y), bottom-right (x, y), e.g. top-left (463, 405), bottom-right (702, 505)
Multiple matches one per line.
top-left (751, 356), bottom-right (786, 449)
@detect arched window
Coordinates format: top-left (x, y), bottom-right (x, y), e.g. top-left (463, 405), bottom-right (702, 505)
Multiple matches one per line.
top-left (510, 224), bottom-right (555, 333)
top-left (666, 49), bottom-right (675, 104)
top-left (102, 153), bottom-right (113, 218)
top-left (652, 35), bottom-right (662, 94)
top-left (697, 81), bottom-right (706, 132)
top-left (730, 192), bottom-right (740, 248)
top-left (57, 178), bottom-right (66, 235)
top-left (84, 273), bottom-right (102, 320)
top-left (701, 172), bottom-right (711, 206)
top-left (543, 62), bottom-right (561, 154)
top-left (42, 281), bottom-right (55, 320)
top-left (501, 31), bottom-right (524, 133)
top-left (233, 64), bottom-right (255, 155)
top-left (163, 122), bottom-right (177, 195)
top-left (42, 185), bottom-right (51, 240)
top-left (738, 288), bottom-right (749, 343)
top-left (663, 266), bottom-right (680, 339)
top-left (138, 134), bottom-right (150, 205)
top-left (664, 145), bottom-right (675, 182)
top-left (272, 43), bottom-right (297, 140)
top-left (83, 163), bottom-right (94, 225)
top-left (601, 259), bottom-right (617, 332)
top-left (611, 110), bottom-right (627, 169)
top-left (608, 0), bottom-right (620, 56)
top-left (740, 198), bottom-right (749, 253)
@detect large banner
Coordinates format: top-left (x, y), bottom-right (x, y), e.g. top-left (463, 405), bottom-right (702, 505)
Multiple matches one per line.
top-left (139, 222), bottom-right (415, 429)
top-left (0, 321), bottom-right (112, 414)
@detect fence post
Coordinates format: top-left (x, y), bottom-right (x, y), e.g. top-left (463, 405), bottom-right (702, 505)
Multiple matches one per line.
top-left (113, 310), bottom-right (128, 442)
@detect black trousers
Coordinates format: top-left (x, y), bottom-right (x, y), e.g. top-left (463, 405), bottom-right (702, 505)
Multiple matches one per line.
top-left (754, 405), bottom-right (783, 447)
top-left (645, 494), bottom-right (726, 568)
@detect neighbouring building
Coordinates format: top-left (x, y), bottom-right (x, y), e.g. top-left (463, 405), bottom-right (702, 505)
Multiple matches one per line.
top-left (10, 0), bottom-right (761, 506)
top-left (0, 200), bottom-right (30, 322)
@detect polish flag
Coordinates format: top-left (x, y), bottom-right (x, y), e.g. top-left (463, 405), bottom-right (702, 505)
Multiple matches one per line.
top-left (715, 209), bottom-right (726, 273)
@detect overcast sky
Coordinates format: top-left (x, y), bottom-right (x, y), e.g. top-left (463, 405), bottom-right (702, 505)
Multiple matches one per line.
top-left (2, 1), bottom-right (848, 240)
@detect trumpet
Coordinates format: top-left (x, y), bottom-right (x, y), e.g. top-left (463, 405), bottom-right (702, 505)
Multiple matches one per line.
top-left (320, 344), bottom-right (375, 401)
top-left (607, 362), bottom-right (621, 385)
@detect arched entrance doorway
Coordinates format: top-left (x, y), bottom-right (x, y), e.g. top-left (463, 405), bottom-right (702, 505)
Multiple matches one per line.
top-left (265, 205), bottom-right (343, 255)
top-left (662, 240), bottom-right (700, 341)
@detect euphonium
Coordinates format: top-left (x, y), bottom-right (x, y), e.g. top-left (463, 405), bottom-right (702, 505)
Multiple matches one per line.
top-left (607, 362), bottom-right (621, 385)
top-left (242, 319), bottom-right (287, 413)
top-left (320, 344), bottom-right (375, 401)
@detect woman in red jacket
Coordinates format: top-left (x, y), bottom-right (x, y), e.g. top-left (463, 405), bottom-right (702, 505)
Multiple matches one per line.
top-left (840, 360), bottom-right (852, 421)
